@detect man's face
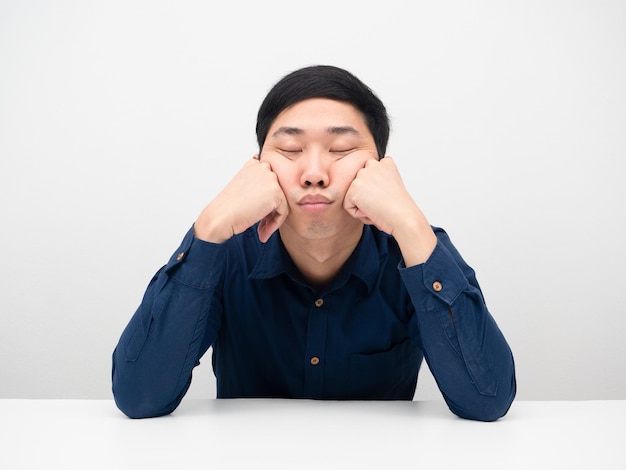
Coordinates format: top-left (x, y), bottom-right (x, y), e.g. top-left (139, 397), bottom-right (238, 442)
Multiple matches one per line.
top-left (260, 98), bottom-right (379, 240)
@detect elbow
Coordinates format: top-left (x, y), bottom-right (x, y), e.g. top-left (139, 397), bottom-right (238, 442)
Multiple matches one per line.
top-left (112, 375), bottom-right (182, 418)
top-left (112, 378), bottom-right (176, 419)
top-left (113, 393), bottom-right (175, 419)
top-left (111, 355), bottom-right (182, 419)
top-left (449, 374), bottom-right (517, 422)
top-left (452, 398), bottom-right (514, 422)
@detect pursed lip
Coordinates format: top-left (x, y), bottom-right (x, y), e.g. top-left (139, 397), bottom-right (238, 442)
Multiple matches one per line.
top-left (297, 194), bottom-right (332, 212)
top-left (298, 194), bottom-right (332, 205)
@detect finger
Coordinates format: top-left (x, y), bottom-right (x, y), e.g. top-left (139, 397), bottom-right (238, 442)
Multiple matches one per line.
top-left (243, 157), bottom-right (260, 170)
top-left (262, 158), bottom-right (273, 172)
top-left (257, 216), bottom-right (275, 243)
top-left (379, 155), bottom-right (398, 171)
top-left (343, 199), bottom-right (359, 218)
top-left (343, 189), bottom-right (357, 217)
top-left (257, 195), bottom-right (289, 243)
top-left (343, 176), bottom-right (363, 213)
top-left (275, 200), bottom-right (289, 226)
top-left (257, 209), bottom-right (285, 243)
top-left (349, 207), bottom-right (368, 221)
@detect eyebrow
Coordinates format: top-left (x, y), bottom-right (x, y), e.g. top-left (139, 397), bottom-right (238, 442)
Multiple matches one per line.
top-left (271, 126), bottom-right (361, 138)
top-left (328, 126), bottom-right (361, 136)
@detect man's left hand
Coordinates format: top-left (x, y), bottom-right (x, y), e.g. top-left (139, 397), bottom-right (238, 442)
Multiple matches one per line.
top-left (343, 157), bottom-right (437, 266)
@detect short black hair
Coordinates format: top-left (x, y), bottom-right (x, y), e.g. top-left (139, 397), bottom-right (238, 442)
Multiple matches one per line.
top-left (256, 65), bottom-right (390, 159)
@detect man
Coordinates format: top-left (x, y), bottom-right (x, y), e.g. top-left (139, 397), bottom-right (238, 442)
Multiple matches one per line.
top-left (112, 65), bottom-right (516, 421)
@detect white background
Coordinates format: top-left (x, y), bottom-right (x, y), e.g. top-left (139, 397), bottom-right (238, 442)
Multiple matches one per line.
top-left (1, 0), bottom-right (625, 401)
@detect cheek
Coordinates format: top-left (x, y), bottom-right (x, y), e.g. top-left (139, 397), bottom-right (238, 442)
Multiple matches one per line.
top-left (266, 157), bottom-right (297, 192)
top-left (331, 158), bottom-right (367, 188)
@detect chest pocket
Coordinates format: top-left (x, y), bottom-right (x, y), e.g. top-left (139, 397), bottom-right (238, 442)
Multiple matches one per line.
top-left (326, 338), bottom-right (422, 399)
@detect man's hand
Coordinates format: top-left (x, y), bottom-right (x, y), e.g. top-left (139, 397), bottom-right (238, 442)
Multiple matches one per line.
top-left (343, 157), bottom-right (437, 266)
top-left (195, 156), bottom-right (289, 243)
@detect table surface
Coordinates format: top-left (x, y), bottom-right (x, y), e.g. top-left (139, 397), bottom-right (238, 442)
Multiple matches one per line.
top-left (0, 399), bottom-right (624, 469)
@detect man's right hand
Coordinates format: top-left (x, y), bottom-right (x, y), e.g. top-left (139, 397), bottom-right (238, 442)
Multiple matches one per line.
top-left (194, 156), bottom-right (289, 243)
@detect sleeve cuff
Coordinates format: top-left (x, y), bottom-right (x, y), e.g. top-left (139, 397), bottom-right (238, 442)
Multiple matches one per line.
top-left (399, 238), bottom-right (469, 310)
top-left (164, 225), bottom-right (227, 289)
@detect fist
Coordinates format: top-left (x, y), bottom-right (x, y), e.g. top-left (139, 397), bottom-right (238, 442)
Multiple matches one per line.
top-left (343, 157), bottom-right (416, 235)
top-left (344, 157), bottom-right (437, 265)
top-left (195, 156), bottom-right (289, 243)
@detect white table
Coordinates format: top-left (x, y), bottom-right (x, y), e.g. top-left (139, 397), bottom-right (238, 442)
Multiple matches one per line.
top-left (1, 399), bottom-right (624, 469)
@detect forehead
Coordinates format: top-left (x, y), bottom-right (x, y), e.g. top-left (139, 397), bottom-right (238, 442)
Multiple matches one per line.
top-left (268, 98), bottom-right (369, 134)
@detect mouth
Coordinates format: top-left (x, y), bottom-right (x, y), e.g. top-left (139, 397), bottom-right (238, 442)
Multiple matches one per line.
top-left (297, 194), bottom-right (332, 213)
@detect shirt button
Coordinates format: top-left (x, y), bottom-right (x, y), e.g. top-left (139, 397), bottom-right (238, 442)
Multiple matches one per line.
top-left (314, 298), bottom-right (324, 307)
top-left (310, 356), bottom-right (320, 365)
top-left (432, 281), bottom-right (443, 292)
top-left (176, 252), bottom-right (185, 261)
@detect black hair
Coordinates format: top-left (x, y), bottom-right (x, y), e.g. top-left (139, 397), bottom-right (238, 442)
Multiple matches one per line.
top-left (255, 65), bottom-right (390, 159)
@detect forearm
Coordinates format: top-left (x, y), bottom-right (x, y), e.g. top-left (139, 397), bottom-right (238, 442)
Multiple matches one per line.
top-left (112, 227), bottom-right (224, 418)
top-left (414, 289), bottom-right (516, 421)
top-left (392, 213), bottom-right (437, 267)
top-left (401, 229), bottom-right (516, 421)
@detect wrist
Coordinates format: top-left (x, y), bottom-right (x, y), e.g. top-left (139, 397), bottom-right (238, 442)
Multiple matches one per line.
top-left (392, 215), bottom-right (437, 267)
top-left (194, 206), bottom-right (233, 243)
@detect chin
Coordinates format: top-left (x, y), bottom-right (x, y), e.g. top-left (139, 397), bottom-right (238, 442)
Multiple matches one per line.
top-left (283, 214), bottom-right (361, 240)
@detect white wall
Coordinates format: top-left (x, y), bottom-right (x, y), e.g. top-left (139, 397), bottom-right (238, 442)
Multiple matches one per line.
top-left (1, 0), bottom-right (625, 401)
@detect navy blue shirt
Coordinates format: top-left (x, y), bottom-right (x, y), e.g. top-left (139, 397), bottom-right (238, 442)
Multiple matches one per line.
top-left (112, 224), bottom-right (516, 421)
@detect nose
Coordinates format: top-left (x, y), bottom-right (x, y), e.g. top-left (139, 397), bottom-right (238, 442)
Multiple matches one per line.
top-left (299, 152), bottom-right (329, 188)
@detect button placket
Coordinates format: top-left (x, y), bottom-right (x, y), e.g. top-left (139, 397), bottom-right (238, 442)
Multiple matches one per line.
top-left (311, 300), bottom-right (324, 366)
top-left (303, 295), bottom-right (328, 398)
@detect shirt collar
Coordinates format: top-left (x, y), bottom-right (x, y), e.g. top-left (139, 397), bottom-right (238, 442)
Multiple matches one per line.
top-left (249, 225), bottom-right (382, 293)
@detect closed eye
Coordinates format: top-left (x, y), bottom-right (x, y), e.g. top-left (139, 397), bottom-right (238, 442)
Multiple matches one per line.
top-left (331, 148), bottom-right (355, 155)
top-left (277, 148), bottom-right (302, 160)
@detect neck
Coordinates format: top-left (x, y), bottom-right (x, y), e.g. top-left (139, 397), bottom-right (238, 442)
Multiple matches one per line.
top-left (279, 223), bottom-right (364, 292)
